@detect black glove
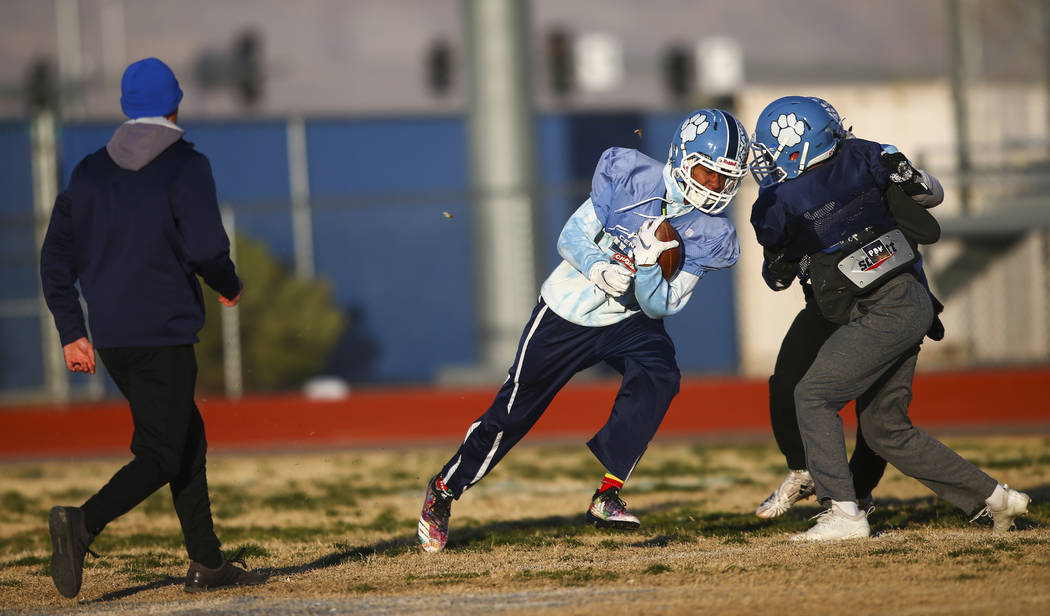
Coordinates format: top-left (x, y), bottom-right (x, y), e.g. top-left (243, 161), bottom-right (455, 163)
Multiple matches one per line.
top-left (762, 247), bottom-right (798, 291)
top-left (885, 184), bottom-right (940, 244)
top-left (881, 151), bottom-right (928, 197)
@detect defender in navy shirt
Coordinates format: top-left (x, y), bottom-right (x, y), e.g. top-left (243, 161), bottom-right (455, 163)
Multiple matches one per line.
top-left (748, 95), bottom-right (1030, 541)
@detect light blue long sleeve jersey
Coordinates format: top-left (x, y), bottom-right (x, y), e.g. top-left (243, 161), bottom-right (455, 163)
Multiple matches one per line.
top-left (539, 147), bottom-right (740, 327)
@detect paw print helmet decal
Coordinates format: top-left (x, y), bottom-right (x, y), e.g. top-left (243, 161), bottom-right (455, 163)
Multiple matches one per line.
top-left (667, 108), bottom-right (750, 215)
top-left (749, 96), bottom-right (849, 187)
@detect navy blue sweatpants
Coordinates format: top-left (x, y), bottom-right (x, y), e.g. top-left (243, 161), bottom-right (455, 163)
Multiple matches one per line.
top-left (440, 300), bottom-right (681, 498)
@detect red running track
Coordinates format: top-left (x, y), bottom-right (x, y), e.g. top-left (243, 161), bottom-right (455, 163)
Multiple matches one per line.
top-left (1, 368), bottom-right (1048, 459)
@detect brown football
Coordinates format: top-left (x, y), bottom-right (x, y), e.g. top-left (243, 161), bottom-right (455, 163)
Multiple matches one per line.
top-left (655, 219), bottom-right (683, 281)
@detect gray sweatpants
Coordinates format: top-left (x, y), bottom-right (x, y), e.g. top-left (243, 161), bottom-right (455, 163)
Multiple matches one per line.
top-left (795, 274), bottom-right (998, 513)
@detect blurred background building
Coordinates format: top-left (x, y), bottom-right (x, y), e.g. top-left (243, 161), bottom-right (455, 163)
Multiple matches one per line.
top-left (1, 0), bottom-right (1048, 403)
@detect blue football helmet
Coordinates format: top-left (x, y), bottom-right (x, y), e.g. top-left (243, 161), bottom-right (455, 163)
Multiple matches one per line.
top-left (667, 109), bottom-right (750, 215)
top-left (749, 96), bottom-right (849, 188)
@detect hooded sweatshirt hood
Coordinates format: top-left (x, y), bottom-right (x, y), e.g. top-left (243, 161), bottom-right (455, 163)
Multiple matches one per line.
top-left (106, 117), bottom-right (184, 171)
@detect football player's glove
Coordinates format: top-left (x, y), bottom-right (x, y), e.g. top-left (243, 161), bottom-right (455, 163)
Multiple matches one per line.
top-left (880, 151), bottom-right (929, 197)
top-left (632, 216), bottom-right (680, 267)
top-left (589, 261), bottom-right (635, 297)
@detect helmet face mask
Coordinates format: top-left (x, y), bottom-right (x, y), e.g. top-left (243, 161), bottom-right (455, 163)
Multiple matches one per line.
top-left (749, 96), bottom-right (848, 188)
top-left (667, 109), bottom-right (750, 215)
top-left (748, 141), bottom-right (788, 187)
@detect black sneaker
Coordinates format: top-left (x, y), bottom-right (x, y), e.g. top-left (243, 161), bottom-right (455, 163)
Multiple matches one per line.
top-left (48, 506), bottom-right (97, 598)
top-left (586, 487), bottom-right (641, 530)
top-left (184, 548), bottom-right (268, 593)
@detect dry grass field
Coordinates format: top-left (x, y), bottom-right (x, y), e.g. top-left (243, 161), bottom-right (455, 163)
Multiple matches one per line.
top-left (1, 434), bottom-right (1048, 615)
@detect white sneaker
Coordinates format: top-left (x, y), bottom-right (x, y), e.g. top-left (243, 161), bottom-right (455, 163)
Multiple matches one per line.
top-left (756, 470), bottom-right (815, 519)
top-left (971, 485), bottom-right (1030, 532)
top-left (790, 502), bottom-right (871, 542)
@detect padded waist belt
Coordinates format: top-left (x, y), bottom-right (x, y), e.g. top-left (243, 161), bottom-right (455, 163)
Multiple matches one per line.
top-left (835, 228), bottom-right (916, 291)
top-left (809, 227), bottom-right (918, 324)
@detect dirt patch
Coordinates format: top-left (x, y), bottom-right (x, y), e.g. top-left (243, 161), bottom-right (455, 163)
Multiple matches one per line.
top-left (1, 435), bottom-right (1048, 615)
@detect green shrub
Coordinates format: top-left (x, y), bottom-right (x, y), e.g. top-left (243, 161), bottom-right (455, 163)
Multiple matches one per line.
top-left (196, 235), bottom-right (346, 393)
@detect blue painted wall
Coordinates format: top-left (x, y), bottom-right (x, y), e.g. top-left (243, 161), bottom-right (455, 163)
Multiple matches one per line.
top-left (0, 124), bottom-right (43, 390)
top-left (304, 118), bottom-right (475, 382)
top-left (0, 123), bottom-right (37, 302)
top-left (1, 112), bottom-right (739, 391)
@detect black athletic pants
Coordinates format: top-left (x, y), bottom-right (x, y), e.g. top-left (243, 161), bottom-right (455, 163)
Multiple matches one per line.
top-left (769, 294), bottom-right (887, 498)
top-left (81, 345), bottom-right (223, 568)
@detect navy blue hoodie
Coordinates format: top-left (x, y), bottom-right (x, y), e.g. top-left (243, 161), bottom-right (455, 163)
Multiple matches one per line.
top-left (40, 119), bottom-right (241, 348)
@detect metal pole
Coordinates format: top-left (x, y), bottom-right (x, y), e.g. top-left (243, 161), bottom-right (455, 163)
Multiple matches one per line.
top-left (287, 116), bottom-right (315, 279)
top-left (1045, 2), bottom-right (1050, 362)
top-left (55, 0), bottom-right (85, 119)
top-left (947, 0), bottom-right (979, 215)
top-left (464, 0), bottom-right (540, 374)
top-left (100, 0), bottom-right (126, 88)
top-left (1045, 0), bottom-right (1050, 149)
top-left (31, 110), bottom-right (70, 403)
top-left (220, 206), bottom-right (243, 399)
top-left (947, 0), bottom-right (983, 363)
top-left (83, 294), bottom-right (105, 400)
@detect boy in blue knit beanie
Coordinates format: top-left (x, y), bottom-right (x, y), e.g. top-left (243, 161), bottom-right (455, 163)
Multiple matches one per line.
top-left (119, 57), bottom-right (183, 118)
top-left (41, 57), bottom-right (264, 598)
